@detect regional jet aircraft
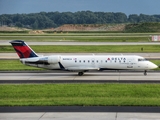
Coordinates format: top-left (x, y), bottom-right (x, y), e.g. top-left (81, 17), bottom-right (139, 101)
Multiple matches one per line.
top-left (10, 40), bottom-right (158, 76)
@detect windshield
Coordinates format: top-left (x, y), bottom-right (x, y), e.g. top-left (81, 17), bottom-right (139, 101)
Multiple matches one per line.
top-left (138, 58), bottom-right (148, 61)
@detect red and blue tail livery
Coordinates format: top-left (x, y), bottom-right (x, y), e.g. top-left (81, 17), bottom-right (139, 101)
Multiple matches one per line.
top-left (10, 40), bottom-right (38, 58)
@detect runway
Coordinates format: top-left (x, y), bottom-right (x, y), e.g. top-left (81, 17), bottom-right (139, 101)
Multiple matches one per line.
top-left (1, 41), bottom-right (160, 46)
top-left (1, 71), bottom-right (160, 119)
top-left (0, 71), bottom-right (160, 83)
top-left (2, 41), bottom-right (160, 119)
top-left (1, 53), bottom-right (160, 60)
top-left (1, 112), bottom-right (160, 120)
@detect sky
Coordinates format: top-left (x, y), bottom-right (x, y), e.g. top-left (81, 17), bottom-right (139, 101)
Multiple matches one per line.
top-left (0, 0), bottom-right (160, 16)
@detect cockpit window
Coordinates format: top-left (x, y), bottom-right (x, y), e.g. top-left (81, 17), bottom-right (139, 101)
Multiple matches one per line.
top-left (138, 58), bottom-right (148, 61)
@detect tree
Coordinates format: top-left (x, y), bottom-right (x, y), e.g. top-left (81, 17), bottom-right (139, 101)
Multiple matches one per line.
top-left (15, 22), bottom-right (22, 27)
top-left (128, 14), bottom-right (139, 23)
top-left (0, 11), bottom-right (160, 29)
top-left (32, 20), bottom-right (38, 29)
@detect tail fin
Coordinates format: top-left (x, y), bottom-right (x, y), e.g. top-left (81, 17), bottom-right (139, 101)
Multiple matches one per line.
top-left (10, 40), bottom-right (38, 58)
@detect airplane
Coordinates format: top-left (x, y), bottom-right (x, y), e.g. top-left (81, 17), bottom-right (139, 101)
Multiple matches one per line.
top-left (10, 40), bottom-right (158, 76)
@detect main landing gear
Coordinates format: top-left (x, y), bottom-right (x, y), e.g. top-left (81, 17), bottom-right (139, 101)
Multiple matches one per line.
top-left (144, 70), bottom-right (147, 76)
top-left (78, 72), bottom-right (84, 76)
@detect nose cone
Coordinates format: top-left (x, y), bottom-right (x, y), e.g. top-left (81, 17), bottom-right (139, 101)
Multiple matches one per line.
top-left (150, 63), bottom-right (158, 69)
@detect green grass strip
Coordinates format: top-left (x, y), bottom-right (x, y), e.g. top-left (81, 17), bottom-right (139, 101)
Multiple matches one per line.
top-left (0, 60), bottom-right (42, 71)
top-left (0, 59), bottom-right (159, 71)
top-left (0, 60), bottom-right (159, 71)
top-left (1, 84), bottom-right (160, 106)
top-left (0, 36), bottom-right (149, 42)
top-left (0, 32), bottom-right (158, 42)
top-left (1, 45), bottom-right (160, 53)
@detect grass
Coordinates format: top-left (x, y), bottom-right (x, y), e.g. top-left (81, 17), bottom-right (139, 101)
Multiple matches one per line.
top-left (0, 36), bottom-right (149, 42)
top-left (0, 60), bottom-right (42, 71)
top-left (0, 32), bottom-right (156, 42)
top-left (0, 60), bottom-right (159, 71)
top-left (151, 60), bottom-right (160, 67)
top-left (1, 84), bottom-right (160, 106)
top-left (0, 32), bottom-right (158, 36)
top-left (1, 45), bottom-right (160, 53)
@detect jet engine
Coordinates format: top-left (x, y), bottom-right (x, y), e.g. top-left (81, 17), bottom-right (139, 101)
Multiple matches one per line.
top-left (38, 56), bottom-right (60, 65)
top-left (47, 56), bottom-right (60, 64)
top-left (21, 56), bottom-right (60, 65)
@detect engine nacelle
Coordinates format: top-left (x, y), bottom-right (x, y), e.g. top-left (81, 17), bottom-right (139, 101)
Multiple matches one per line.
top-left (47, 56), bottom-right (60, 64)
top-left (38, 56), bottom-right (60, 64)
top-left (22, 56), bottom-right (60, 65)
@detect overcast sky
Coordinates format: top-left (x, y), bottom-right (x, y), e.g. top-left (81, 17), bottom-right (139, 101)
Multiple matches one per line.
top-left (0, 0), bottom-right (160, 15)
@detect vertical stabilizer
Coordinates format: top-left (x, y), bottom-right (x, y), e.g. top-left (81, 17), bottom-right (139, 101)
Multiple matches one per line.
top-left (10, 40), bottom-right (38, 58)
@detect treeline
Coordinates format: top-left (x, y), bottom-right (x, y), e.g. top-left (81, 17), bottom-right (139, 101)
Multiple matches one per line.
top-left (125, 22), bottom-right (160, 33)
top-left (0, 11), bottom-right (160, 29)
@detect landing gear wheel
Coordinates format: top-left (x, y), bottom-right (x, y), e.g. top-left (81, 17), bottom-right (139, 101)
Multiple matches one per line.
top-left (78, 72), bottom-right (84, 76)
top-left (144, 70), bottom-right (147, 76)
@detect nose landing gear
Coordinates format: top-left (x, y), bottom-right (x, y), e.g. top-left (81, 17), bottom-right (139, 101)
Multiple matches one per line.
top-left (144, 70), bottom-right (147, 76)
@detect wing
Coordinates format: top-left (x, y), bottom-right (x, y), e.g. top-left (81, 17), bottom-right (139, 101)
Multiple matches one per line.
top-left (65, 66), bottom-right (100, 71)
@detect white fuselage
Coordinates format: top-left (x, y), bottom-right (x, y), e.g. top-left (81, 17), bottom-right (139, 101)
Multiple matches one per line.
top-left (20, 55), bottom-right (158, 72)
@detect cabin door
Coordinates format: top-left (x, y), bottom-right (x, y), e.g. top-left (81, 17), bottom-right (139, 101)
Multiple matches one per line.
top-left (127, 58), bottom-right (134, 68)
